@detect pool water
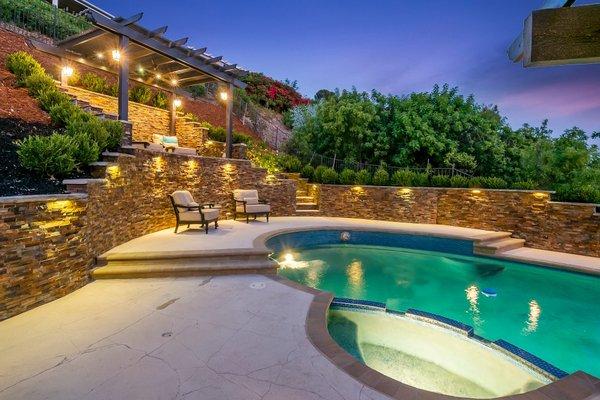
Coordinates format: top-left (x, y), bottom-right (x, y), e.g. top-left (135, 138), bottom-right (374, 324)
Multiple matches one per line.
top-left (276, 244), bottom-right (600, 377)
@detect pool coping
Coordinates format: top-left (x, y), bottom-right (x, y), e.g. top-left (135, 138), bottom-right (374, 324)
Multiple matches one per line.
top-left (268, 275), bottom-right (600, 400)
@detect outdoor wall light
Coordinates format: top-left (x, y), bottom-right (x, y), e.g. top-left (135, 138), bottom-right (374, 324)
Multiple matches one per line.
top-left (111, 49), bottom-right (121, 62)
top-left (533, 192), bottom-right (547, 200)
top-left (155, 73), bottom-right (162, 79)
top-left (61, 66), bottom-right (73, 78)
top-left (138, 66), bottom-right (144, 73)
top-left (171, 78), bottom-right (178, 86)
top-left (96, 52), bottom-right (104, 59)
top-left (471, 189), bottom-right (482, 194)
top-left (173, 98), bottom-right (182, 109)
top-left (219, 90), bottom-right (228, 102)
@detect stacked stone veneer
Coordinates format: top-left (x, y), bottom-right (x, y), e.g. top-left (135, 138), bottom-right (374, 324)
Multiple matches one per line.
top-left (1, 150), bottom-right (296, 320)
top-left (64, 86), bottom-right (206, 149)
top-left (317, 185), bottom-right (600, 257)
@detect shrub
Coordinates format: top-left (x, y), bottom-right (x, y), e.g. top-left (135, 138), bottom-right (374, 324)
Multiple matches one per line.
top-left (203, 122), bottom-right (252, 144)
top-left (152, 91), bottom-right (169, 109)
top-left (413, 172), bottom-right (429, 187)
top-left (66, 116), bottom-right (109, 150)
top-left (49, 101), bottom-right (85, 127)
top-left (372, 167), bottom-right (389, 186)
top-left (301, 165), bottom-right (315, 181)
top-left (554, 183), bottom-right (600, 204)
top-left (129, 85), bottom-right (153, 104)
top-left (188, 84), bottom-right (206, 98)
top-left (24, 72), bottom-right (56, 98)
top-left (511, 180), bottom-right (537, 190)
top-left (17, 133), bottom-right (75, 177)
top-left (480, 177), bottom-right (508, 189)
top-left (278, 154), bottom-right (302, 172)
top-left (320, 168), bottom-right (338, 184)
top-left (5, 51), bottom-right (44, 84)
top-left (71, 132), bottom-right (100, 167)
top-left (469, 177), bottom-right (482, 188)
top-left (450, 175), bottom-right (470, 188)
top-left (338, 168), bottom-right (356, 185)
top-left (282, 109), bottom-right (294, 129)
top-left (37, 88), bottom-right (71, 112)
top-left (101, 119), bottom-right (124, 150)
top-left (391, 169), bottom-right (415, 186)
top-left (314, 165), bottom-right (329, 183)
top-left (355, 169), bottom-right (371, 185)
top-left (431, 174), bottom-right (451, 187)
top-left (79, 73), bottom-right (110, 94)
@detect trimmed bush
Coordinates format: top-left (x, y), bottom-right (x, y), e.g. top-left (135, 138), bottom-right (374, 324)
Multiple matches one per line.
top-left (24, 72), bottom-right (56, 98)
top-left (79, 73), bottom-right (109, 94)
top-left (372, 167), bottom-right (389, 186)
top-left (101, 119), bottom-right (125, 150)
top-left (511, 180), bottom-right (537, 190)
top-left (17, 133), bottom-right (75, 177)
top-left (314, 165), bottom-right (329, 183)
top-left (278, 154), bottom-right (302, 172)
top-left (469, 177), bottom-right (482, 188)
top-left (450, 175), bottom-right (470, 188)
top-left (554, 184), bottom-right (600, 204)
top-left (71, 132), bottom-right (100, 167)
top-left (37, 88), bottom-right (71, 112)
top-left (338, 168), bottom-right (356, 185)
top-left (480, 177), bottom-right (507, 189)
top-left (391, 169), bottom-right (415, 186)
top-left (49, 101), bottom-right (85, 127)
top-left (5, 51), bottom-right (45, 84)
top-left (152, 91), bottom-right (169, 109)
top-left (129, 85), bottom-right (153, 104)
top-left (431, 174), bottom-right (451, 187)
top-left (320, 168), bottom-right (338, 184)
top-left (355, 169), bottom-right (371, 185)
top-left (301, 165), bottom-right (315, 181)
top-left (66, 116), bottom-right (109, 150)
top-left (413, 172), bottom-right (429, 187)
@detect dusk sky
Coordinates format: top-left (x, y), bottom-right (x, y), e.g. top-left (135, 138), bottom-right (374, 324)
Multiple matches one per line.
top-left (95, 0), bottom-right (599, 142)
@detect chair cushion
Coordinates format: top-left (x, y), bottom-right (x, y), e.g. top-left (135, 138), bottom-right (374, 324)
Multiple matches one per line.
top-left (171, 190), bottom-right (196, 212)
top-left (234, 189), bottom-right (259, 201)
top-left (161, 135), bottom-right (178, 144)
top-left (245, 204), bottom-right (270, 213)
top-left (244, 197), bottom-right (259, 205)
top-left (178, 211), bottom-right (202, 222)
top-left (201, 208), bottom-right (220, 221)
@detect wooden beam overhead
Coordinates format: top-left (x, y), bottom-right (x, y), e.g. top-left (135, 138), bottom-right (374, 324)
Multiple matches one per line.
top-left (523, 4), bottom-right (600, 67)
top-left (205, 56), bottom-right (222, 64)
top-left (148, 26), bottom-right (168, 38)
top-left (223, 64), bottom-right (237, 71)
top-left (187, 47), bottom-right (207, 57)
top-left (169, 37), bottom-right (189, 48)
top-left (115, 12), bottom-right (144, 26)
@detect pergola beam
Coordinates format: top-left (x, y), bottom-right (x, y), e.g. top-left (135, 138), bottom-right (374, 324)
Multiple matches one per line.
top-left (115, 12), bottom-right (144, 26)
top-left (148, 26), bottom-right (168, 38)
top-left (169, 37), bottom-right (189, 48)
top-left (205, 56), bottom-right (222, 64)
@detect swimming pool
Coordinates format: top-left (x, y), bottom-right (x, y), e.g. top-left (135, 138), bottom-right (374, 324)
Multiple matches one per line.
top-left (268, 230), bottom-right (600, 379)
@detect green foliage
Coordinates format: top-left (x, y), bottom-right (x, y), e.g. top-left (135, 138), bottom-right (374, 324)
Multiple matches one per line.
top-left (202, 122), bottom-right (252, 144)
top-left (101, 119), bottom-right (124, 150)
top-left (71, 133), bottom-right (100, 167)
top-left (391, 169), bottom-right (416, 186)
top-left (300, 165), bottom-right (315, 181)
top-left (0, 0), bottom-right (91, 40)
top-left (469, 177), bottom-right (482, 188)
top-left (5, 51), bottom-right (45, 84)
top-left (129, 85), bottom-right (153, 104)
top-left (17, 133), bottom-right (75, 177)
top-left (431, 175), bottom-right (451, 187)
top-left (511, 180), bottom-right (537, 190)
top-left (413, 172), bottom-right (429, 187)
top-left (37, 88), bottom-right (71, 112)
top-left (355, 169), bottom-right (371, 185)
top-left (247, 142), bottom-right (279, 173)
top-left (282, 109), bottom-right (294, 129)
top-left (187, 84), bottom-right (206, 99)
top-left (278, 154), bottom-right (302, 173)
top-left (49, 101), bottom-right (84, 127)
top-left (79, 73), bottom-right (110, 94)
top-left (372, 167), bottom-right (389, 186)
top-left (338, 168), bottom-right (356, 185)
top-left (24, 72), bottom-right (56, 98)
top-left (320, 168), bottom-right (338, 184)
top-left (479, 177), bottom-right (507, 189)
top-left (554, 183), bottom-right (600, 204)
top-left (314, 165), bottom-right (329, 183)
top-left (450, 175), bottom-right (470, 188)
top-left (65, 116), bottom-right (109, 150)
top-left (241, 72), bottom-right (310, 113)
top-left (152, 91), bottom-right (169, 109)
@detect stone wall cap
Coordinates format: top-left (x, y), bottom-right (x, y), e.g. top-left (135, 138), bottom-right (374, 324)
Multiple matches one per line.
top-left (0, 193), bottom-right (87, 204)
top-left (319, 184), bottom-right (555, 194)
top-left (101, 151), bottom-right (136, 158)
top-left (548, 201), bottom-right (600, 207)
top-left (63, 178), bottom-right (107, 185)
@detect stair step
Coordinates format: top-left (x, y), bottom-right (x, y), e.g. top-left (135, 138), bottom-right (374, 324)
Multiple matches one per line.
top-left (296, 196), bottom-right (314, 202)
top-left (295, 209), bottom-right (321, 215)
top-left (296, 202), bottom-right (319, 211)
top-left (474, 238), bottom-right (526, 255)
top-left (88, 161), bottom-right (117, 178)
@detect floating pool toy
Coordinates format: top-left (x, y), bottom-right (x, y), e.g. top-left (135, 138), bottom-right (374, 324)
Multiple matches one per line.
top-left (482, 288), bottom-right (497, 297)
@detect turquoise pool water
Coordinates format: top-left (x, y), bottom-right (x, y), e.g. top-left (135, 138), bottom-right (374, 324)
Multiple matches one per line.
top-left (275, 243), bottom-right (600, 377)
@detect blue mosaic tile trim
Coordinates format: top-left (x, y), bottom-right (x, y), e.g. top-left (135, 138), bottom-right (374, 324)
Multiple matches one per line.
top-left (331, 297), bottom-right (386, 310)
top-left (494, 339), bottom-right (568, 379)
top-left (406, 308), bottom-right (474, 336)
top-left (385, 309), bottom-right (405, 317)
top-left (265, 230), bottom-right (474, 256)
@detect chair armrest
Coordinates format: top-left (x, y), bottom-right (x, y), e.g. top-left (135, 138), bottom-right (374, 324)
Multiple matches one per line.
top-left (234, 199), bottom-right (247, 205)
top-left (173, 203), bottom-right (200, 211)
top-left (200, 203), bottom-right (215, 208)
top-left (259, 199), bottom-right (269, 204)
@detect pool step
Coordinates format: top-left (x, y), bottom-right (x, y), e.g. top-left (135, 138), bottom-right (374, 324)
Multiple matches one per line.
top-left (474, 237), bottom-right (526, 255)
top-left (93, 248), bottom-right (277, 279)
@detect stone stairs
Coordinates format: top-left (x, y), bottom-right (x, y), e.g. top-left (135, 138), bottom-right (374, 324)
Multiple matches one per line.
top-left (283, 173), bottom-right (320, 214)
top-left (473, 232), bottom-right (526, 255)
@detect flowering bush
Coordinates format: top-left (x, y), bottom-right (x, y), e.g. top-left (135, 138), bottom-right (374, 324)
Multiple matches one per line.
top-left (241, 73), bottom-right (310, 113)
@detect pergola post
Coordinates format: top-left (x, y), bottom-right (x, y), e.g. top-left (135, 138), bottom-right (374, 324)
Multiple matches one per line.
top-left (225, 83), bottom-right (234, 158)
top-left (117, 34), bottom-right (129, 121)
top-left (169, 91), bottom-right (176, 135)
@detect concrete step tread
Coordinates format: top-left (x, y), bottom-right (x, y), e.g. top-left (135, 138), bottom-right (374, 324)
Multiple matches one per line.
top-left (479, 237), bottom-right (526, 249)
top-left (296, 202), bottom-right (318, 206)
top-left (296, 196), bottom-right (314, 201)
top-left (295, 209), bottom-right (320, 213)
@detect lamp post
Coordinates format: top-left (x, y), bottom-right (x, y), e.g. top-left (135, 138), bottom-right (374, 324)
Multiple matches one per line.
top-left (116, 35), bottom-right (129, 122)
top-left (60, 64), bottom-right (73, 87)
top-left (170, 96), bottom-right (181, 135)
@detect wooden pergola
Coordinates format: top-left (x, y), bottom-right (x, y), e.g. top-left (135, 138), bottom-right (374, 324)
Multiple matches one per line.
top-left (33, 10), bottom-right (247, 157)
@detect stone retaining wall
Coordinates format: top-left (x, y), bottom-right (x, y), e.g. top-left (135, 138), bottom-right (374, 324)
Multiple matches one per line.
top-left (317, 185), bottom-right (600, 257)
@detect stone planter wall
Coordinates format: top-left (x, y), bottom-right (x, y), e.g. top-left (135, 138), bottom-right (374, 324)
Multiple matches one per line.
top-left (317, 185), bottom-right (600, 257)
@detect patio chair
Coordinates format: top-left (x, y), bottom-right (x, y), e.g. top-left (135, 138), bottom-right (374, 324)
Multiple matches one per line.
top-left (168, 190), bottom-right (220, 233)
top-left (153, 133), bottom-right (179, 152)
top-left (233, 189), bottom-right (271, 223)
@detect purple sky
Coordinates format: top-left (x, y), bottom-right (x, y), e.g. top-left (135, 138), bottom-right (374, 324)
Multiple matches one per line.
top-left (95, 0), bottom-right (599, 141)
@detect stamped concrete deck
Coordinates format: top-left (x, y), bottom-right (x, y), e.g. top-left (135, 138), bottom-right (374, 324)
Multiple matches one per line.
top-left (0, 275), bottom-right (390, 400)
